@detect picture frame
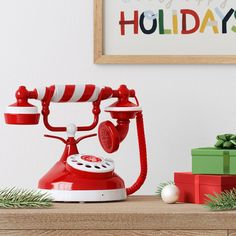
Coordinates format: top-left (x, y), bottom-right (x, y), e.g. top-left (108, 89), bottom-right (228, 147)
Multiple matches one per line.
top-left (94, 0), bottom-right (236, 64)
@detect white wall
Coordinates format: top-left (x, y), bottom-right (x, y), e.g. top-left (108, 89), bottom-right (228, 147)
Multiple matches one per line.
top-left (0, 0), bottom-right (235, 195)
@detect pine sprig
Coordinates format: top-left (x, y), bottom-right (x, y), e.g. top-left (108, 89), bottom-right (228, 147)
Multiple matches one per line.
top-left (0, 188), bottom-right (53, 209)
top-left (156, 181), bottom-right (175, 197)
top-left (205, 188), bottom-right (236, 211)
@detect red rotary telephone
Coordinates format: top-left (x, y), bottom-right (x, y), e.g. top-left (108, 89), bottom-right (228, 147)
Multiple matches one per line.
top-left (4, 84), bottom-right (147, 202)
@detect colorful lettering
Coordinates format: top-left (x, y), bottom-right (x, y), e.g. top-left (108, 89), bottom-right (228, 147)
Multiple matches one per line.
top-left (118, 9), bottom-right (236, 36)
top-left (222, 8), bottom-right (234, 33)
top-left (159, 10), bottom-right (165, 34)
top-left (172, 10), bottom-right (178, 34)
top-left (119, 11), bottom-right (139, 36)
top-left (200, 9), bottom-right (219, 33)
top-left (181, 9), bottom-right (200, 34)
top-left (140, 12), bottom-right (157, 34)
top-left (232, 11), bottom-right (236, 33)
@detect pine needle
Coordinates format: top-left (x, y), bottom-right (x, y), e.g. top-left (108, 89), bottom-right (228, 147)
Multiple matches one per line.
top-left (0, 188), bottom-right (53, 209)
top-left (156, 180), bottom-right (175, 197)
top-left (205, 188), bottom-right (236, 211)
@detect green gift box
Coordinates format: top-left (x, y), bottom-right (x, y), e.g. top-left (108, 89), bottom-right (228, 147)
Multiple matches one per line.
top-left (192, 147), bottom-right (236, 175)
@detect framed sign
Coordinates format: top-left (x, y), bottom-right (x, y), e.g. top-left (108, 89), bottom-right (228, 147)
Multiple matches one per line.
top-left (94, 0), bottom-right (236, 64)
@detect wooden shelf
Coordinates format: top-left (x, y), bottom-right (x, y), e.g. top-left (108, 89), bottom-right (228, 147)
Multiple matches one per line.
top-left (0, 196), bottom-right (236, 235)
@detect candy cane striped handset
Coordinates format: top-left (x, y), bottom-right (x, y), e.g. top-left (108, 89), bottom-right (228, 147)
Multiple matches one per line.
top-left (4, 84), bottom-right (147, 202)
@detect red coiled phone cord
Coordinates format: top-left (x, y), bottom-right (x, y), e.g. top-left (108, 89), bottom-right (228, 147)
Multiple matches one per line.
top-left (126, 112), bottom-right (147, 195)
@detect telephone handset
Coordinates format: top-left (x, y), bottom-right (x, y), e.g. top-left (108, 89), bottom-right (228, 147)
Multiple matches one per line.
top-left (5, 84), bottom-right (147, 202)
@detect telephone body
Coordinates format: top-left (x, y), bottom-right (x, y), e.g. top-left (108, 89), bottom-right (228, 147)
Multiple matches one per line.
top-left (4, 84), bottom-right (147, 202)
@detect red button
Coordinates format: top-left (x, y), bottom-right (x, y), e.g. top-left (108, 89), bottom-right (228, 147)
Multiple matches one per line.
top-left (81, 155), bottom-right (102, 163)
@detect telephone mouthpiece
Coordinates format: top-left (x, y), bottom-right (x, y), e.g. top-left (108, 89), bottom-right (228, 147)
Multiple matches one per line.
top-left (4, 103), bottom-right (40, 125)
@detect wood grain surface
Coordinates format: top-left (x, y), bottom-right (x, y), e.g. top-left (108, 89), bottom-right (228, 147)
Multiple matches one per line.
top-left (229, 231), bottom-right (236, 236)
top-left (0, 196), bottom-right (236, 231)
top-left (0, 230), bottom-right (228, 236)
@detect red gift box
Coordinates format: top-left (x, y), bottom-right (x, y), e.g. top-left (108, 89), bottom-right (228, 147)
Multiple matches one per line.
top-left (174, 172), bottom-right (236, 204)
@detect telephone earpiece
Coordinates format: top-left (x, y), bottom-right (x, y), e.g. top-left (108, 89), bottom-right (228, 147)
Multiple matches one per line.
top-left (98, 121), bottom-right (120, 153)
top-left (98, 85), bottom-right (142, 154)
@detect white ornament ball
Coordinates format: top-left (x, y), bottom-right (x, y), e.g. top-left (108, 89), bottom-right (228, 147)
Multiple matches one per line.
top-left (161, 185), bottom-right (180, 204)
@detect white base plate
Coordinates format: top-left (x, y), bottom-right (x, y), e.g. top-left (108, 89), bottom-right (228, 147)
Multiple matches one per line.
top-left (39, 188), bottom-right (127, 202)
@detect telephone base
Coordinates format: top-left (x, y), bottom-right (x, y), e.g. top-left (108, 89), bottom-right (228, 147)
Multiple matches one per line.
top-left (39, 188), bottom-right (127, 202)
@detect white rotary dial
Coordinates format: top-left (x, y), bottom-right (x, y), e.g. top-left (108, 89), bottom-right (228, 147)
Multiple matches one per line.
top-left (67, 154), bottom-right (114, 173)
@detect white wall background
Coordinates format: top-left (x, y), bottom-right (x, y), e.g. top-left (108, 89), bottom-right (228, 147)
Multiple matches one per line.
top-left (0, 0), bottom-right (235, 195)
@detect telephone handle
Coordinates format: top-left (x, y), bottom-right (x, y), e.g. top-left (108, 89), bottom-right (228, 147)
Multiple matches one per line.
top-left (34, 84), bottom-right (113, 103)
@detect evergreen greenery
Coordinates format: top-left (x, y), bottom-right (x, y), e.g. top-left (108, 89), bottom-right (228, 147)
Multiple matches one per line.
top-left (0, 188), bottom-right (53, 208)
top-left (156, 180), bottom-right (175, 197)
top-left (205, 188), bottom-right (236, 211)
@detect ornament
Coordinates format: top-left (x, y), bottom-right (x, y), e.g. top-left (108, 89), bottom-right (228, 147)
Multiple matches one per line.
top-left (161, 184), bottom-right (180, 204)
top-left (156, 180), bottom-right (175, 196)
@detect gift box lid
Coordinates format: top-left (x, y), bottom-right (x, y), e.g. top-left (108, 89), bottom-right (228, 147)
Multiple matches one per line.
top-left (175, 172), bottom-right (236, 186)
top-left (192, 147), bottom-right (236, 156)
